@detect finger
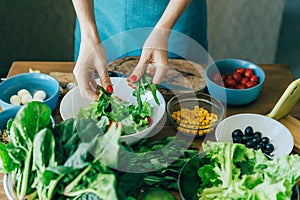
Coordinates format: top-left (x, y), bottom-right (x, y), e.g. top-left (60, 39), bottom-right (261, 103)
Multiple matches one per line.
top-left (96, 68), bottom-right (113, 93)
top-left (128, 57), bottom-right (149, 84)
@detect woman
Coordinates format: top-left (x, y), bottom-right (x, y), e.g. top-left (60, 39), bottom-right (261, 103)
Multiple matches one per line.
top-left (72, 0), bottom-right (207, 101)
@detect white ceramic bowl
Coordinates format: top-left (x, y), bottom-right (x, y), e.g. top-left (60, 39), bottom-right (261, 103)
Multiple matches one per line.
top-left (215, 113), bottom-right (294, 158)
top-left (60, 77), bottom-right (166, 145)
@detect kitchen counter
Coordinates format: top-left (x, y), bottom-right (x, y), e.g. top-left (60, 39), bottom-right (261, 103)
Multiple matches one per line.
top-left (1, 59), bottom-right (300, 199)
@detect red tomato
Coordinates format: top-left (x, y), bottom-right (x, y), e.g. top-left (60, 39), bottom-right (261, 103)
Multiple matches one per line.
top-left (250, 75), bottom-right (259, 83)
top-left (240, 77), bottom-right (250, 85)
top-left (245, 68), bottom-right (254, 77)
top-left (235, 67), bottom-right (245, 75)
top-left (232, 72), bottom-right (242, 83)
top-left (235, 84), bottom-right (246, 89)
top-left (225, 78), bottom-right (236, 88)
top-left (297, 178), bottom-right (300, 187)
top-left (146, 116), bottom-right (152, 125)
top-left (246, 81), bottom-right (257, 88)
top-left (227, 75), bottom-right (233, 80)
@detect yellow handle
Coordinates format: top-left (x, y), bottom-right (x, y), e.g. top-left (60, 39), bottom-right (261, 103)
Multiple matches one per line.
top-left (268, 78), bottom-right (300, 120)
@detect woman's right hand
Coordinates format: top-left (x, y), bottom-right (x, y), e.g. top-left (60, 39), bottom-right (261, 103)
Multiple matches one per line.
top-left (73, 40), bottom-right (113, 101)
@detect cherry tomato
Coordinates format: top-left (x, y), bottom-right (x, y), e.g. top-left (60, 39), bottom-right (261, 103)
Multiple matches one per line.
top-left (225, 78), bottom-right (236, 88)
top-left (145, 116), bottom-right (152, 125)
top-left (244, 68), bottom-right (254, 77)
top-left (226, 75), bottom-right (233, 80)
top-left (232, 72), bottom-right (242, 83)
top-left (235, 84), bottom-right (246, 89)
top-left (240, 77), bottom-right (250, 85)
top-left (297, 178), bottom-right (300, 187)
top-left (235, 67), bottom-right (245, 75)
top-left (246, 81), bottom-right (257, 88)
top-left (250, 75), bottom-right (259, 83)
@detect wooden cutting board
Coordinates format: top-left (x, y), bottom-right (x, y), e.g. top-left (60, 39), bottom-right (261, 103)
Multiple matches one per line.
top-left (278, 115), bottom-right (300, 154)
top-left (268, 78), bottom-right (300, 153)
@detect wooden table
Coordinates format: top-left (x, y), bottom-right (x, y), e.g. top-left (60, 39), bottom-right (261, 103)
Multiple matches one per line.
top-left (1, 61), bottom-right (300, 199)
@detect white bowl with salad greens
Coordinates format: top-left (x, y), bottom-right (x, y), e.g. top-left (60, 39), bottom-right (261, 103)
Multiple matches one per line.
top-left (60, 77), bottom-right (166, 145)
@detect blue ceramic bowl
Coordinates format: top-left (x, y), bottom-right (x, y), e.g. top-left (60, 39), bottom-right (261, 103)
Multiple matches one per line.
top-left (0, 107), bottom-right (20, 130)
top-left (0, 73), bottom-right (59, 112)
top-left (205, 59), bottom-right (265, 106)
top-left (0, 106), bottom-right (55, 135)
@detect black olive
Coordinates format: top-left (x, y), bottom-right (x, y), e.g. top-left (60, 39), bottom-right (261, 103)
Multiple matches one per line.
top-left (104, 103), bottom-right (112, 112)
top-left (244, 126), bottom-right (254, 136)
top-left (232, 129), bottom-right (243, 137)
top-left (256, 142), bottom-right (265, 150)
top-left (265, 143), bottom-right (275, 152)
top-left (261, 137), bottom-right (270, 144)
top-left (242, 135), bottom-right (250, 144)
top-left (251, 137), bottom-right (259, 145)
top-left (253, 131), bottom-right (262, 139)
top-left (233, 136), bottom-right (242, 143)
top-left (263, 149), bottom-right (271, 156)
top-left (245, 141), bottom-right (255, 148)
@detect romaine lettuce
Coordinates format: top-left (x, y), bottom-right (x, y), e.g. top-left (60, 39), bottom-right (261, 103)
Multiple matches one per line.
top-left (197, 141), bottom-right (300, 200)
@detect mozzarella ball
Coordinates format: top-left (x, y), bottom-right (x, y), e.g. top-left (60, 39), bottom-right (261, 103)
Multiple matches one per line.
top-left (32, 98), bottom-right (43, 102)
top-left (17, 89), bottom-right (30, 98)
top-left (10, 95), bottom-right (21, 105)
top-left (33, 90), bottom-right (46, 100)
top-left (21, 94), bottom-right (33, 105)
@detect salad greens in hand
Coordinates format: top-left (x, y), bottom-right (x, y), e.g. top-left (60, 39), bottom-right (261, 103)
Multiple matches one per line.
top-left (196, 141), bottom-right (300, 200)
top-left (78, 73), bottom-right (160, 135)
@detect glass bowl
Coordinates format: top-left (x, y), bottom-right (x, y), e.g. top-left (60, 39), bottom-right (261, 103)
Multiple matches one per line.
top-left (166, 92), bottom-right (225, 137)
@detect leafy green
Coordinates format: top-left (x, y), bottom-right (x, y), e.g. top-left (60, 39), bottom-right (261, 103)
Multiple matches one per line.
top-left (196, 141), bottom-right (300, 200)
top-left (78, 74), bottom-right (160, 135)
top-left (133, 73), bottom-right (160, 112)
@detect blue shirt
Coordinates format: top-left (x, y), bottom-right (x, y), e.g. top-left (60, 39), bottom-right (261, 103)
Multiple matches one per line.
top-left (74, 0), bottom-right (207, 63)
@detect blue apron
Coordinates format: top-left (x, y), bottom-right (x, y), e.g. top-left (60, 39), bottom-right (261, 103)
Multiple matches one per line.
top-left (74, 0), bottom-right (207, 63)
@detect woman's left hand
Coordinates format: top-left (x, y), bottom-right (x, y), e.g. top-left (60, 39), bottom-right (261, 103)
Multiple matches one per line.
top-left (127, 28), bottom-right (170, 87)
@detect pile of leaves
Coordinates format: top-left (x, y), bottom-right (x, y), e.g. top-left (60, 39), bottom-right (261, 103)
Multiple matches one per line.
top-left (0, 102), bottom-right (198, 199)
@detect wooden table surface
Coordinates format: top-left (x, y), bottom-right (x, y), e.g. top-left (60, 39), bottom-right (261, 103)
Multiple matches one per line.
top-left (1, 61), bottom-right (300, 199)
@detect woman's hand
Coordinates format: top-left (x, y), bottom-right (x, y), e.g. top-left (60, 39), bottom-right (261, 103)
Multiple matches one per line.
top-left (72, 0), bottom-right (113, 101)
top-left (127, 0), bottom-right (192, 86)
top-left (73, 40), bottom-right (113, 101)
top-left (127, 28), bottom-right (170, 87)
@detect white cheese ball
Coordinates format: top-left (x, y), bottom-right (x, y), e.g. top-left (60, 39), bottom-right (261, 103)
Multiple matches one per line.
top-left (21, 94), bottom-right (33, 105)
top-left (33, 90), bottom-right (46, 100)
top-left (17, 89), bottom-right (30, 98)
top-left (32, 97), bottom-right (44, 102)
top-left (10, 95), bottom-right (21, 105)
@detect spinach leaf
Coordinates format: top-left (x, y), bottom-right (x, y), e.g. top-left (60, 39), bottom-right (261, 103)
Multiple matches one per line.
top-left (32, 128), bottom-right (57, 200)
top-left (2, 102), bottom-right (52, 199)
top-left (133, 73), bottom-right (160, 112)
